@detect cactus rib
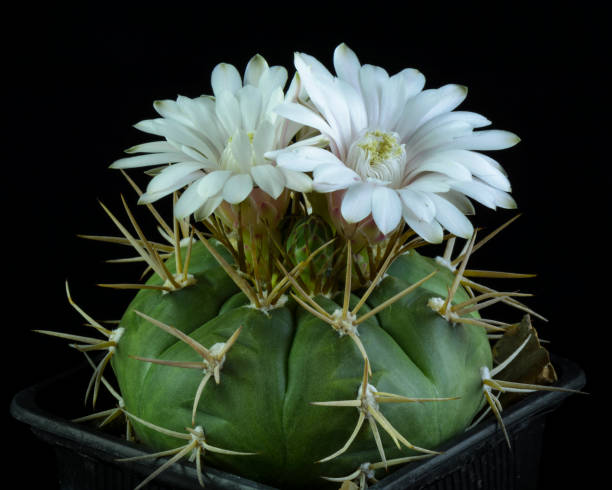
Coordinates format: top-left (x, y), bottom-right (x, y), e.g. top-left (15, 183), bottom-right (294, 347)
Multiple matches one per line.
top-left (129, 310), bottom-right (243, 425)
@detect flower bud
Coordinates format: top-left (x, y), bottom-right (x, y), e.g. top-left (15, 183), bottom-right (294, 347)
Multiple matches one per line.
top-left (284, 215), bottom-right (334, 293)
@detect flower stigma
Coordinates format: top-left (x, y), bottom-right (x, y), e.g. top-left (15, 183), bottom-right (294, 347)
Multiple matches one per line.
top-left (351, 130), bottom-right (406, 184)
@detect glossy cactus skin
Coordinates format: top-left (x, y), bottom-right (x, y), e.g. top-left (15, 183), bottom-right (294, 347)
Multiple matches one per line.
top-left (111, 242), bottom-right (491, 489)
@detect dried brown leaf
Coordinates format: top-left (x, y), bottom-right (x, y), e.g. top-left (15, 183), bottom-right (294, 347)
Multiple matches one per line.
top-left (492, 314), bottom-right (557, 406)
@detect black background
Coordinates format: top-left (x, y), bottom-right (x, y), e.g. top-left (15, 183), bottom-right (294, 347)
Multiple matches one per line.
top-left (8, 3), bottom-right (607, 488)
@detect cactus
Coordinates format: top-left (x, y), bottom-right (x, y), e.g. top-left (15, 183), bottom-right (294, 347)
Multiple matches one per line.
top-left (37, 44), bottom-right (584, 490)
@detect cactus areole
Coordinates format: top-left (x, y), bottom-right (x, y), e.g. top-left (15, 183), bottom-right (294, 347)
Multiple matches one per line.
top-left (43, 43), bottom-right (578, 490)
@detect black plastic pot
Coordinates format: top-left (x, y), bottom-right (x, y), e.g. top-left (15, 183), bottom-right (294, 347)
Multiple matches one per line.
top-left (10, 354), bottom-right (585, 490)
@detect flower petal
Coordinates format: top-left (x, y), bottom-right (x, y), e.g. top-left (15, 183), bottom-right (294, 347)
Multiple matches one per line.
top-left (153, 99), bottom-right (192, 126)
top-left (197, 170), bottom-right (233, 201)
top-left (406, 120), bottom-right (474, 159)
top-left (136, 118), bottom-right (217, 160)
top-left (313, 163), bottom-right (362, 192)
top-left (333, 43), bottom-right (361, 90)
top-left (405, 174), bottom-right (452, 193)
top-left (211, 63), bottom-right (242, 97)
top-left (430, 194), bottom-right (474, 239)
top-left (480, 153), bottom-right (508, 176)
top-left (263, 86), bottom-right (285, 118)
top-left (133, 118), bottom-right (165, 136)
top-left (295, 53), bottom-right (351, 154)
top-left (146, 162), bottom-right (207, 193)
top-left (279, 168), bottom-right (313, 193)
top-left (392, 68), bottom-right (426, 101)
top-left (139, 169), bottom-right (203, 204)
top-left (435, 149), bottom-right (511, 191)
top-left (215, 91), bottom-right (242, 137)
top-left (124, 141), bottom-right (178, 154)
top-left (178, 145), bottom-right (218, 169)
top-left (407, 112), bottom-right (491, 151)
top-left (228, 130), bottom-right (253, 173)
top-left (252, 120), bottom-right (276, 165)
top-left (110, 152), bottom-right (187, 169)
top-left (174, 177), bottom-right (207, 219)
top-left (276, 146), bottom-right (343, 172)
top-left (244, 54), bottom-right (269, 87)
top-left (451, 179), bottom-right (517, 210)
top-left (417, 156), bottom-right (473, 181)
top-left (189, 96), bottom-right (227, 154)
top-left (237, 85), bottom-right (262, 133)
top-left (452, 130), bottom-right (521, 151)
top-left (489, 187), bottom-right (517, 209)
top-left (195, 194), bottom-right (224, 221)
top-left (338, 78), bottom-right (368, 139)
top-left (441, 190), bottom-right (475, 215)
top-left (250, 164), bottom-right (286, 198)
top-left (341, 182), bottom-right (374, 223)
top-left (395, 89), bottom-right (447, 141)
top-left (222, 173), bottom-right (254, 204)
top-left (359, 63), bottom-right (388, 127)
top-left (397, 188), bottom-right (436, 222)
top-left (258, 66), bottom-right (289, 101)
top-left (402, 206), bottom-right (444, 243)
top-left (379, 70), bottom-right (415, 129)
top-left (369, 186), bottom-right (401, 235)
top-left (421, 84), bottom-right (468, 124)
top-left (274, 102), bottom-right (335, 139)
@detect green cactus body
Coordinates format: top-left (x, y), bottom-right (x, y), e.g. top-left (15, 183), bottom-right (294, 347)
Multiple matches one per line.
top-left (111, 241), bottom-right (491, 489)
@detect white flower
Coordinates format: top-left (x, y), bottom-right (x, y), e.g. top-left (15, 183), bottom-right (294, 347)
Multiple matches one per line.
top-left (273, 43), bottom-right (519, 242)
top-left (110, 55), bottom-right (320, 220)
